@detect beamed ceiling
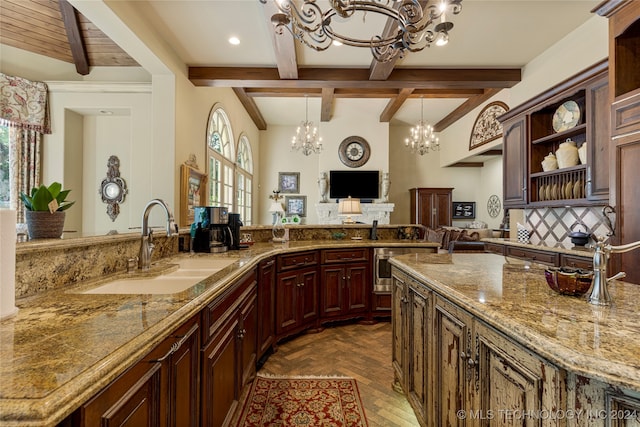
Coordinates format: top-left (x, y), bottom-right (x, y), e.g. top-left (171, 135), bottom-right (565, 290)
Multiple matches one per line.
top-left (0, 0), bottom-right (600, 141)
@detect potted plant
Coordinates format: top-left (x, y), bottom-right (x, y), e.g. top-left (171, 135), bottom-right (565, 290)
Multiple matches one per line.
top-left (20, 182), bottom-right (74, 239)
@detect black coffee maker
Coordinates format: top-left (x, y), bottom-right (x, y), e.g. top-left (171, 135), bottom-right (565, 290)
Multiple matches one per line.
top-left (228, 213), bottom-right (243, 250)
top-left (192, 206), bottom-right (231, 253)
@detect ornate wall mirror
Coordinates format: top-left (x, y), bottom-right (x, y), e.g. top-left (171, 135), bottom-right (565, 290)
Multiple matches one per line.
top-left (100, 155), bottom-right (128, 221)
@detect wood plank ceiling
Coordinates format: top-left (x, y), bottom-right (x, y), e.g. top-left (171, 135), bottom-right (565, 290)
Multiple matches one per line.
top-left (1, 0), bottom-right (521, 135)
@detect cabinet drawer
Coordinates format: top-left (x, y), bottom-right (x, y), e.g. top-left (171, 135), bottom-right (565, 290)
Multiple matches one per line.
top-left (505, 246), bottom-right (559, 266)
top-left (560, 254), bottom-right (593, 270)
top-left (612, 90), bottom-right (640, 137)
top-left (320, 248), bottom-right (370, 264)
top-left (201, 270), bottom-right (256, 345)
top-left (277, 250), bottom-right (318, 271)
top-left (484, 243), bottom-right (505, 255)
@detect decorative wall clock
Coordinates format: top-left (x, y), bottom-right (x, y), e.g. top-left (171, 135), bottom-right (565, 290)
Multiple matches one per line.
top-left (469, 101), bottom-right (509, 150)
top-left (487, 194), bottom-right (501, 218)
top-left (338, 136), bottom-right (370, 168)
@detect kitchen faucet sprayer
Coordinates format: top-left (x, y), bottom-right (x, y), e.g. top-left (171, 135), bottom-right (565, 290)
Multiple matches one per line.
top-left (139, 199), bottom-right (175, 270)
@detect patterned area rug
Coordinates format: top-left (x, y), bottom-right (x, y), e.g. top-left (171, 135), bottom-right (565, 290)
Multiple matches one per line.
top-left (235, 374), bottom-right (369, 426)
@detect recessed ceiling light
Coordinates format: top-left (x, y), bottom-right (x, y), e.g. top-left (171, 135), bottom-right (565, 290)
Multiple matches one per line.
top-left (99, 110), bottom-right (113, 115)
top-left (229, 36), bottom-right (240, 45)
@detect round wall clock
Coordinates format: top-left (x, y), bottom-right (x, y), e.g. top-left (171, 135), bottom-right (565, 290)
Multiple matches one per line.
top-left (487, 194), bottom-right (501, 218)
top-left (338, 136), bottom-right (370, 168)
top-left (552, 100), bottom-right (581, 132)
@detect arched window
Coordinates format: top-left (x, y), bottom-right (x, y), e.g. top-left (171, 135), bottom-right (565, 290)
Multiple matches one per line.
top-left (236, 134), bottom-right (253, 225)
top-left (206, 105), bottom-right (234, 211)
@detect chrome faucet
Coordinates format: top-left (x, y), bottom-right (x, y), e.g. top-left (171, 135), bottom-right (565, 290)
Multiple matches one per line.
top-left (139, 199), bottom-right (176, 270)
top-left (588, 235), bottom-right (640, 306)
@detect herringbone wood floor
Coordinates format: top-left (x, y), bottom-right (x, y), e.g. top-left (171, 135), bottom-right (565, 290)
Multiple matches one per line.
top-left (243, 321), bottom-right (420, 426)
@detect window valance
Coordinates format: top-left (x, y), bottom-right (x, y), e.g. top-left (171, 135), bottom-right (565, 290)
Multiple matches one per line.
top-left (0, 73), bottom-right (51, 134)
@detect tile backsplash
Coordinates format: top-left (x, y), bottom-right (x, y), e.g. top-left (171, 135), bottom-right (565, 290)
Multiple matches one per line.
top-left (524, 206), bottom-right (613, 246)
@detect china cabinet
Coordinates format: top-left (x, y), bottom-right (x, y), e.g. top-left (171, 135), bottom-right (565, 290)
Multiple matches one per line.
top-left (409, 188), bottom-right (453, 228)
top-left (498, 61), bottom-right (610, 208)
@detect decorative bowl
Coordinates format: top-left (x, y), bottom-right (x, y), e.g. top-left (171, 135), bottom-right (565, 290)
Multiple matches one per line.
top-left (544, 267), bottom-right (593, 296)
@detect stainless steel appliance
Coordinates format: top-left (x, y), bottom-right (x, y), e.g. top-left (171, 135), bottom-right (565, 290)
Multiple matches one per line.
top-left (373, 247), bottom-right (435, 292)
top-left (192, 206), bottom-right (231, 253)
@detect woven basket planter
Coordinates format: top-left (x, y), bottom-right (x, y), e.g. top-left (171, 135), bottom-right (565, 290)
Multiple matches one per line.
top-left (25, 211), bottom-right (65, 239)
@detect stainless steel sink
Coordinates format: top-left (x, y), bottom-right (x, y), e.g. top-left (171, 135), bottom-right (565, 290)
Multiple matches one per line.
top-left (80, 258), bottom-right (236, 294)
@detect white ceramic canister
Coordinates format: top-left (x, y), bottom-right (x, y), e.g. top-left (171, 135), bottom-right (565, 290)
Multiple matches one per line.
top-left (541, 152), bottom-right (558, 171)
top-left (556, 138), bottom-right (579, 169)
top-left (578, 142), bottom-right (587, 164)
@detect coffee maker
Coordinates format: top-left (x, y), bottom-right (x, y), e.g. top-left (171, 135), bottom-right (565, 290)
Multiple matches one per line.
top-left (192, 206), bottom-right (232, 253)
top-left (228, 213), bottom-right (243, 250)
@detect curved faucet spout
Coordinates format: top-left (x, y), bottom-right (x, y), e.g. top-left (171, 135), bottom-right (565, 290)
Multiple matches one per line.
top-left (139, 199), bottom-right (175, 270)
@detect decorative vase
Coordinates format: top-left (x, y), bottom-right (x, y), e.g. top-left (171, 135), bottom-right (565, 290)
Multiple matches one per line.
top-left (25, 210), bottom-right (65, 239)
top-left (380, 173), bottom-right (390, 202)
top-left (272, 212), bottom-right (286, 242)
top-left (318, 172), bottom-right (329, 203)
top-left (541, 152), bottom-right (558, 171)
top-left (555, 138), bottom-right (579, 169)
top-left (578, 142), bottom-right (587, 164)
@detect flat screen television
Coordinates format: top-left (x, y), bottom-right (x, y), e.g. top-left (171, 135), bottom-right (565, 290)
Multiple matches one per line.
top-left (329, 170), bottom-right (379, 200)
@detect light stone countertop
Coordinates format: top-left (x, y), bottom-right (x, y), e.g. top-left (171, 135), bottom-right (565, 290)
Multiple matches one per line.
top-left (0, 239), bottom-right (438, 427)
top-left (389, 252), bottom-right (640, 394)
top-left (483, 237), bottom-right (595, 258)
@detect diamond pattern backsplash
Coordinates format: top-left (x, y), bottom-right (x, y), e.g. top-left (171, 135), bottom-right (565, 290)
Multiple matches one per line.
top-left (524, 206), bottom-right (612, 246)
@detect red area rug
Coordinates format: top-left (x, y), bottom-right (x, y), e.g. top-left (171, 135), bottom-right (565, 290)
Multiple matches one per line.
top-left (235, 374), bottom-right (369, 426)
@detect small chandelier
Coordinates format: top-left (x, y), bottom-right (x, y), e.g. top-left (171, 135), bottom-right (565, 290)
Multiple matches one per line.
top-left (259, 0), bottom-right (462, 63)
top-left (292, 95), bottom-right (322, 155)
top-left (405, 97), bottom-right (440, 155)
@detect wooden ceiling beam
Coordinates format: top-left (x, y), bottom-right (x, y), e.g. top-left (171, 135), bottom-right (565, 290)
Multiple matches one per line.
top-left (380, 88), bottom-right (414, 122)
top-left (447, 162), bottom-right (485, 167)
top-left (58, 0), bottom-right (89, 75)
top-left (434, 88), bottom-right (502, 132)
top-left (189, 67), bottom-right (522, 89)
top-left (242, 87), bottom-right (482, 98)
top-left (260, 1), bottom-right (298, 79)
top-left (233, 87), bottom-right (267, 130)
top-left (321, 88), bottom-right (334, 122)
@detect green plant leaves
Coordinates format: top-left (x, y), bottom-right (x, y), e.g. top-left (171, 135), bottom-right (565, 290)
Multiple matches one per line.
top-left (19, 182), bottom-right (74, 211)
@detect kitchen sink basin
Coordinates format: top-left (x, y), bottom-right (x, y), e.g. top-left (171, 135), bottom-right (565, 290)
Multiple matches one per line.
top-left (80, 258), bottom-right (237, 295)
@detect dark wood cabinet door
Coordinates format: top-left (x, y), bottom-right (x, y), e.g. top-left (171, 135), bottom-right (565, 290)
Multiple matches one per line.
top-left (391, 272), bottom-right (407, 390)
top-left (239, 289), bottom-right (258, 388)
top-left (586, 75), bottom-right (611, 201)
top-left (406, 283), bottom-right (431, 427)
top-left (410, 188), bottom-right (453, 228)
top-left (275, 271), bottom-right (301, 335)
top-left (257, 258), bottom-right (276, 359)
top-left (320, 265), bottom-right (345, 318)
top-left (345, 263), bottom-right (369, 313)
top-left (299, 267), bottom-right (319, 323)
top-left (168, 319), bottom-right (200, 427)
top-left (502, 116), bottom-right (528, 207)
top-left (201, 315), bottom-right (240, 427)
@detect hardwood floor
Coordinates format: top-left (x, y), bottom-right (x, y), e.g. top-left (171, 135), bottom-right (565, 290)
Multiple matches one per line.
top-left (243, 321), bottom-right (420, 426)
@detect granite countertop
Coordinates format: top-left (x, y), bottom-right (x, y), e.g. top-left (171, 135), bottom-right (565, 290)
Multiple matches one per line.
top-left (483, 237), bottom-right (595, 257)
top-left (0, 239), bottom-right (438, 426)
top-left (389, 253), bottom-right (640, 393)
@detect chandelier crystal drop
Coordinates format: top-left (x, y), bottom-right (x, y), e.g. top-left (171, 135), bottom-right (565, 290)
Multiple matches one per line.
top-left (259, 0), bottom-right (462, 63)
top-left (291, 96), bottom-right (322, 156)
top-left (405, 98), bottom-right (440, 155)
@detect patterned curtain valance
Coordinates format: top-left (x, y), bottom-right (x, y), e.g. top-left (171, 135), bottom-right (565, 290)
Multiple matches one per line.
top-left (0, 73), bottom-right (51, 134)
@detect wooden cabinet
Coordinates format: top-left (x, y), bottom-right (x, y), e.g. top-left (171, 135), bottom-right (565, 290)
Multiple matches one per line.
top-left (257, 257), bottom-right (276, 362)
top-left (498, 61), bottom-right (610, 208)
top-left (484, 242), bottom-right (505, 255)
top-left (77, 315), bottom-right (200, 427)
top-left (392, 269), bottom-right (433, 427)
top-left (410, 187), bottom-right (453, 228)
top-left (319, 248), bottom-right (370, 322)
top-left (505, 246), bottom-right (559, 266)
top-left (201, 270), bottom-right (257, 427)
top-left (502, 116), bottom-right (529, 207)
top-left (276, 263), bottom-right (319, 340)
top-left (595, 1), bottom-right (640, 284)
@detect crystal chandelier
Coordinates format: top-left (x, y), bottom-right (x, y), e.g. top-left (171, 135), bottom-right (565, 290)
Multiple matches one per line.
top-left (405, 98), bottom-right (440, 155)
top-left (292, 96), bottom-right (322, 155)
top-left (259, 0), bottom-right (462, 62)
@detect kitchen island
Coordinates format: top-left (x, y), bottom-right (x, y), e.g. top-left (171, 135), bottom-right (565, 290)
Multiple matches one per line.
top-left (389, 252), bottom-right (640, 426)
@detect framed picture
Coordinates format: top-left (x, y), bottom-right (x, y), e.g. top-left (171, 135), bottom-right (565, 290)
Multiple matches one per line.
top-left (452, 201), bottom-right (476, 220)
top-left (180, 164), bottom-right (207, 227)
top-left (469, 101), bottom-right (509, 150)
top-left (285, 195), bottom-right (307, 217)
top-left (278, 172), bottom-right (300, 194)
